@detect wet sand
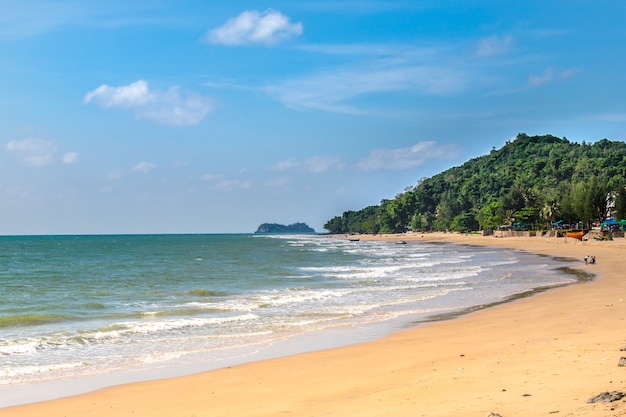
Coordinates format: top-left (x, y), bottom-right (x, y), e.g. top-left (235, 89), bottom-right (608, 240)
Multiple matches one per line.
top-left (3, 232), bottom-right (626, 416)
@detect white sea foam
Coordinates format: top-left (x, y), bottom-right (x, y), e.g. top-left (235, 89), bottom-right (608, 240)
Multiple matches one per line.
top-left (0, 234), bottom-right (580, 400)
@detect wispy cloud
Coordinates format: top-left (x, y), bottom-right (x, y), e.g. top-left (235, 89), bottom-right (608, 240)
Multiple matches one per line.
top-left (61, 152), bottom-right (79, 165)
top-left (6, 137), bottom-right (78, 167)
top-left (476, 35), bottom-right (512, 57)
top-left (132, 161), bottom-right (157, 173)
top-left (200, 173), bottom-right (252, 190)
top-left (2, 185), bottom-right (34, 198)
top-left (172, 160), bottom-right (188, 168)
top-left (294, 1), bottom-right (442, 14)
top-left (205, 9), bottom-right (302, 46)
top-left (297, 42), bottom-right (407, 56)
top-left (0, 0), bottom-right (88, 40)
top-left (105, 161), bottom-right (157, 180)
top-left (265, 176), bottom-right (291, 188)
top-left (105, 170), bottom-right (125, 180)
top-left (214, 179), bottom-right (252, 190)
top-left (357, 141), bottom-right (457, 171)
top-left (262, 39), bottom-right (476, 114)
top-left (273, 156), bottom-right (345, 173)
top-left (264, 61), bottom-right (467, 114)
top-left (0, 1), bottom-right (186, 41)
top-left (84, 80), bottom-right (214, 126)
top-left (528, 67), bottom-right (579, 87)
top-left (593, 113), bottom-right (626, 122)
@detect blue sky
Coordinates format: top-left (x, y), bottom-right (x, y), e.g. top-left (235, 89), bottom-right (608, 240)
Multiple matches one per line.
top-left (2, 1), bottom-right (626, 234)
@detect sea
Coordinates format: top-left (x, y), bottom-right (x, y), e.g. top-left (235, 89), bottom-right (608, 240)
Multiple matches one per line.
top-left (0, 234), bottom-right (583, 406)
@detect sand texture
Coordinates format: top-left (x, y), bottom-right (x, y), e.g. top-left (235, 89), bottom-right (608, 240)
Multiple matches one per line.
top-left (3, 233), bottom-right (626, 416)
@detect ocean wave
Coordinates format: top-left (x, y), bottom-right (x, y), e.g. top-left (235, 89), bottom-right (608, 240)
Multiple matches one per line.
top-left (0, 361), bottom-right (86, 384)
top-left (186, 289), bottom-right (229, 297)
top-left (0, 313), bottom-right (75, 329)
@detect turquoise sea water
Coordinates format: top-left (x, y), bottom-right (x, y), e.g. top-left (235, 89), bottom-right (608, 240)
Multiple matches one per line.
top-left (0, 234), bottom-right (579, 406)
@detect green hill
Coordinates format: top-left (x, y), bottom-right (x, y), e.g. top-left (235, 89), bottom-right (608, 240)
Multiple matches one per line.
top-left (324, 133), bottom-right (626, 233)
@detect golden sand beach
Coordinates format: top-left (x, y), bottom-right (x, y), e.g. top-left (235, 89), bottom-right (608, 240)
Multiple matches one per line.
top-left (3, 233), bottom-right (626, 416)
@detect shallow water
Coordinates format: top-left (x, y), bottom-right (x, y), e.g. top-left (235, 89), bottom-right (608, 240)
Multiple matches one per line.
top-left (0, 234), bottom-right (579, 406)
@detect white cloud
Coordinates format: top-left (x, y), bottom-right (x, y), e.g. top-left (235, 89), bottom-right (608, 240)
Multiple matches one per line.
top-left (528, 68), bottom-right (555, 87)
top-left (84, 80), bottom-right (152, 108)
top-left (105, 170), bottom-right (125, 180)
top-left (172, 160), bottom-right (189, 168)
top-left (594, 113), bottom-right (626, 122)
top-left (6, 137), bottom-right (57, 167)
top-left (304, 155), bottom-right (345, 173)
top-left (2, 185), bottom-right (33, 198)
top-left (200, 173), bottom-right (225, 181)
top-left (272, 158), bottom-right (299, 171)
top-left (206, 9), bottom-right (302, 46)
top-left (105, 161), bottom-right (156, 180)
top-left (84, 80), bottom-right (214, 126)
top-left (358, 141), bottom-right (457, 171)
top-left (132, 161), bottom-right (157, 173)
top-left (214, 179), bottom-right (252, 190)
top-left (200, 173), bottom-right (251, 190)
top-left (264, 57), bottom-right (468, 114)
top-left (476, 35), bottom-right (512, 57)
top-left (265, 176), bottom-right (291, 188)
top-left (61, 152), bottom-right (79, 165)
top-left (528, 67), bottom-right (578, 87)
top-left (7, 137), bottom-right (54, 153)
top-left (272, 156), bottom-right (344, 173)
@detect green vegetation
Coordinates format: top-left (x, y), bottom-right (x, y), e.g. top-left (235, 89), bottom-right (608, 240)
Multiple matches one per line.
top-left (325, 133), bottom-right (626, 234)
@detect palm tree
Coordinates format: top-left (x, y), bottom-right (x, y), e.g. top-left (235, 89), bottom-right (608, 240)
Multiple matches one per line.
top-left (541, 200), bottom-right (560, 229)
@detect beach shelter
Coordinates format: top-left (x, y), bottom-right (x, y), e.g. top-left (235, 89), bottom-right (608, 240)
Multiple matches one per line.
top-left (602, 219), bottom-right (619, 231)
top-left (512, 221), bottom-right (527, 231)
top-left (552, 220), bottom-right (563, 228)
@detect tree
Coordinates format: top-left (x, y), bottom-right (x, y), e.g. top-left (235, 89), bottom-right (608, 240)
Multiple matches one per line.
top-left (614, 181), bottom-right (626, 220)
top-left (570, 181), bottom-right (593, 227)
top-left (324, 216), bottom-right (346, 233)
top-left (450, 212), bottom-right (479, 231)
top-left (587, 176), bottom-right (609, 222)
top-left (434, 190), bottom-right (460, 230)
top-left (502, 182), bottom-right (526, 213)
top-left (541, 199), bottom-right (560, 229)
top-left (477, 201), bottom-right (502, 230)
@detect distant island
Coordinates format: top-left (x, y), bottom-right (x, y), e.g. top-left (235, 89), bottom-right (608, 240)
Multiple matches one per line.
top-left (255, 222), bottom-right (316, 234)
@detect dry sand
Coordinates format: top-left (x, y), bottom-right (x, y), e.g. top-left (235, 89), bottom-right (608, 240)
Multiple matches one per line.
top-left (3, 232), bottom-right (626, 416)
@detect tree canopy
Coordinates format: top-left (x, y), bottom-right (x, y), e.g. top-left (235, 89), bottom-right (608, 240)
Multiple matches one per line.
top-left (325, 134), bottom-right (626, 234)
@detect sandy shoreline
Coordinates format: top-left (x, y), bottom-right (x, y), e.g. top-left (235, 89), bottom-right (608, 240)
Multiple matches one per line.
top-left (3, 232), bottom-right (626, 416)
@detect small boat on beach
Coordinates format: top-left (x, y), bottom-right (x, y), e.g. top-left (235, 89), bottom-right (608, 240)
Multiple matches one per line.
top-left (565, 231), bottom-right (584, 240)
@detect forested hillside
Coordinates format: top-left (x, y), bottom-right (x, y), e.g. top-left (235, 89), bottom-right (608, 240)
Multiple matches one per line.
top-left (324, 133), bottom-right (626, 233)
